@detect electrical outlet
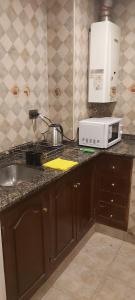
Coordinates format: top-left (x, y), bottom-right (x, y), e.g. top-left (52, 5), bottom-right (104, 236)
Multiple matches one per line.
top-left (29, 110), bottom-right (39, 119)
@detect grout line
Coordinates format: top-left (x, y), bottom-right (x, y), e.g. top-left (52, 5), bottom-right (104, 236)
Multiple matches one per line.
top-left (31, 229), bottom-right (135, 300)
top-left (89, 238), bottom-right (124, 300)
top-left (48, 233), bottom-right (123, 300)
top-left (107, 273), bottom-right (135, 291)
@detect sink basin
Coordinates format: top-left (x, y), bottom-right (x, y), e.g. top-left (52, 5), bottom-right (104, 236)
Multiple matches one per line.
top-left (0, 164), bottom-right (43, 187)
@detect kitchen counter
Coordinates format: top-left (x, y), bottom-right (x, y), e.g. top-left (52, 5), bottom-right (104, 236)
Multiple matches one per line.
top-left (0, 137), bottom-right (134, 214)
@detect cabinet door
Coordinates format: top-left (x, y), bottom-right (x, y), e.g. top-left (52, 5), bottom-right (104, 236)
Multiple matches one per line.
top-left (48, 173), bottom-right (76, 268)
top-left (76, 161), bottom-right (95, 240)
top-left (1, 193), bottom-right (48, 300)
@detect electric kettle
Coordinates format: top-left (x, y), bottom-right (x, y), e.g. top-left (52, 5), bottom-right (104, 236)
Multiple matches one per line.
top-left (46, 124), bottom-right (63, 146)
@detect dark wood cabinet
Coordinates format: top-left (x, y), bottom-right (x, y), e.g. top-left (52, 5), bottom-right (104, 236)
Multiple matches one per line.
top-left (1, 162), bottom-right (93, 300)
top-left (97, 201), bottom-right (128, 229)
top-left (75, 160), bottom-right (95, 240)
top-left (1, 161), bottom-right (95, 300)
top-left (47, 160), bottom-right (95, 269)
top-left (1, 192), bottom-right (49, 300)
top-left (1, 152), bottom-right (132, 300)
top-left (48, 172), bottom-right (76, 269)
top-left (95, 153), bottom-right (133, 230)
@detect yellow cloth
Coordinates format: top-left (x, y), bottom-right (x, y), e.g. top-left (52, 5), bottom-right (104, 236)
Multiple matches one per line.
top-left (42, 158), bottom-right (78, 171)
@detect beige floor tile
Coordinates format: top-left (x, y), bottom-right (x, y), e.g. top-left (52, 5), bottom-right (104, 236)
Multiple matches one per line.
top-left (92, 276), bottom-right (135, 300)
top-left (31, 233), bottom-right (134, 300)
top-left (53, 260), bottom-right (105, 300)
top-left (72, 247), bottom-right (115, 273)
top-left (109, 254), bottom-right (135, 289)
top-left (42, 287), bottom-right (76, 300)
top-left (76, 233), bottom-right (122, 272)
top-left (86, 232), bottom-right (122, 250)
top-left (118, 240), bottom-right (135, 257)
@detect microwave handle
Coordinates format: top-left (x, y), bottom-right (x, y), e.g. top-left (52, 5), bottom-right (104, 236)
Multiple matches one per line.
top-left (119, 124), bottom-right (123, 136)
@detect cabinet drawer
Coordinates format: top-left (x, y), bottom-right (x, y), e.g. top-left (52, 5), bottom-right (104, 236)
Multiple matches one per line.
top-left (99, 175), bottom-right (130, 195)
top-left (99, 190), bottom-right (129, 207)
top-left (98, 154), bottom-right (132, 178)
top-left (97, 201), bottom-right (128, 230)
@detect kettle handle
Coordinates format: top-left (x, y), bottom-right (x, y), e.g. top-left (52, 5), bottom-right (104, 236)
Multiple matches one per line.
top-left (57, 124), bottom-right (63, 136)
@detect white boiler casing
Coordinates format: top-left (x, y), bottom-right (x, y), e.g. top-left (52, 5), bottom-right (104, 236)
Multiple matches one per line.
top-left (88, 20), bottom-right (121, 103)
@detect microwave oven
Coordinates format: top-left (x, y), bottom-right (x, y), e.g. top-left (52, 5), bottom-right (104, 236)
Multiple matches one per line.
top-left (79, 117), bottom-right (122, 149)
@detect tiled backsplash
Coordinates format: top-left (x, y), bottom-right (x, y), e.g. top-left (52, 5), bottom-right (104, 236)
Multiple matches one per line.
top-left (0, 0), bottom-right (49, 151)
top-left (47, 0), bottom-right (135, 138)
top-left (74, 0), bottom-right (96, 137)
top-left (112, 0), bottom-right (135, 134)
top-left (47, 0), bottom-right (74, 139)
top-left (47, 0), bottom-right (95, 139)
top-left (0, 0), bottom-right (135, 151)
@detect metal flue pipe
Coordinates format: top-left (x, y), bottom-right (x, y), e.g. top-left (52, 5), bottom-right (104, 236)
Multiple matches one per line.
top-left (99, 0), bottom-right (113, 21)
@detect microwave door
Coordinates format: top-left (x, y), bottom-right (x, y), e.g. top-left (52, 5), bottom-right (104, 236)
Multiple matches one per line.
top-left (108, 123), bottom-right (119, 143)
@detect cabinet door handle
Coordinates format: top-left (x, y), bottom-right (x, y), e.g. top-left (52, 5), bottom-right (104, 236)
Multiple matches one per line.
top-left (42, 208), bottom-right (48, 213)
top-left (112, 183), bottom-right (115, 187)
top-left (110, 199), bottom-right (114, 203)
top-left (74, 184), bottom-right (78, 189)
top-left (112, 165), bottom-right (116, 170)
top-left (77, 182), bottom-right (80, 186)
top-left (110, 214), bottom-right (113, 218)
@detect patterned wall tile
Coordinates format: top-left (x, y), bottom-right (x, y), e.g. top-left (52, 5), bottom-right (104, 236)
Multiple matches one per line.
top-left (47, 0), bottom-right (97, 139)
top-left (47, 0), bottom-right (74, 139)
top-left (0, 0), bottom-right (49, 151)
top-left (1, 0), bottom-right (134, 151)
top-left (73, 0), bottom-right (96, 136)
top-left (112, 0), bottom-right (135, 134)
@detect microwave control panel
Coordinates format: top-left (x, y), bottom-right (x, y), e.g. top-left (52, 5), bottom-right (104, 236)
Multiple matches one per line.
top-left (80, 137), bottom-right (100, 147)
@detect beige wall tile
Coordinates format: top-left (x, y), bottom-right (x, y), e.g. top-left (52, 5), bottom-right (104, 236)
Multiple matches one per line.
top-left (0, 0), bottom-right (49, 152)
top-left (47, 0), bottom-right (74, 139)
top-left (1, 0), bottom-right (135, 151)
top-left (73, 0), bottom-right (96, 136)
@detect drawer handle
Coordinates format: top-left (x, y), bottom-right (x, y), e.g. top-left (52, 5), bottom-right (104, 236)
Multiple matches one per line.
top-left (112, 165), bottom-right (116, 170)
top-left (42, 208), bottom-right (48, 213)
top-left (110, 214), bottom-right (113, 218)
top-left (77, 182), bottom-right (81, 187)
top-left (110, 199), bottom-right (114, 203)
top-left (74, 184), bottom-right (78, 189)
top-left (112, 183), bottom-right (115, 187)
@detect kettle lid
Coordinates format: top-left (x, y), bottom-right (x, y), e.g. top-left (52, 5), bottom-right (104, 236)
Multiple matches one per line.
top-left (49, 123), bottom-right (59, 127)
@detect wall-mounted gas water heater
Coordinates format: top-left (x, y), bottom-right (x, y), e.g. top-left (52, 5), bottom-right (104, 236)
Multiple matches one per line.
top-left (88, 20), bottom-right (121, 103)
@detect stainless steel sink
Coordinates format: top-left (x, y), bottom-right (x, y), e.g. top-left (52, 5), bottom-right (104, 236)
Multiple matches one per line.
top-left (0, 164), bottom-right (43, 187)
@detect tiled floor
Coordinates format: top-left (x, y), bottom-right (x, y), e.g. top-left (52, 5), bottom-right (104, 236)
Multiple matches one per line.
top-left (31, 232), bottom-right (135, 300)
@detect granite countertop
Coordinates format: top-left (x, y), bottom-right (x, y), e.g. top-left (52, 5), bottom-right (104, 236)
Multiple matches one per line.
top-left (0, 137), bottom-right (135, 214)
